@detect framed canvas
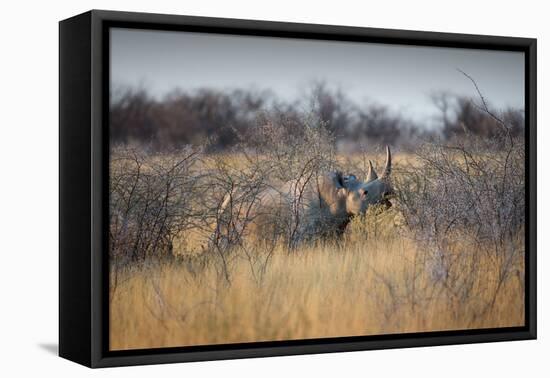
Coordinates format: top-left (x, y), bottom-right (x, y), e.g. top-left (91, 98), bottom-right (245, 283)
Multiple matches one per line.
top-left (59, 10), bottom-right (537, 368)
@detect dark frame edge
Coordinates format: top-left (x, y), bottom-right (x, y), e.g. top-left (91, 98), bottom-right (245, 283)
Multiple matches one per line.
top-left (526, 38), bottom-right (537, 340)
top-left (89, 9), bottom-right (536, 48)
top-left (59, 11), bottom-right (93, 367)
top-left (93, 330), bottom-right (536, 368)
top-left (91, 10), bottom-right (109, 368)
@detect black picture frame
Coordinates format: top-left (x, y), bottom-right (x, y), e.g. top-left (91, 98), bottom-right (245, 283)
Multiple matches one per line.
top-left (59, 9), bottom-right (537, 368)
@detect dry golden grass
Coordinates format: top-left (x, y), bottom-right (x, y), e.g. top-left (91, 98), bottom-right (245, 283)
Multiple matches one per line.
top-left (109, 149), bottom-right (524, 350)
top-left (109, 209), bottom-right (524, 350)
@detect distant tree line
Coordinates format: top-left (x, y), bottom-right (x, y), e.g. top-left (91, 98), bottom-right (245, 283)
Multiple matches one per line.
top-left (110, 82), bottom-right (524, 151)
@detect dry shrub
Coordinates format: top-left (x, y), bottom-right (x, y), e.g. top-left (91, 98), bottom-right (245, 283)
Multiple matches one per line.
top-left (109, 145), bottom-right (204, 267)
top-left (208, 115), bottom-right (341, 256)
top-left (394, 116), bottom-right (525, 313)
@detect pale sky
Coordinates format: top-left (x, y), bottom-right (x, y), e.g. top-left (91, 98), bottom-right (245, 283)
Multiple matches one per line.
top-left (110, 27), bottom-right (525, 125)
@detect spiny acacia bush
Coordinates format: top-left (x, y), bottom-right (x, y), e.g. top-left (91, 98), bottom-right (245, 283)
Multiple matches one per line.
top-left (109, 145), bottom-right (205, 268)
top-left (109, 115), bottom-right (341, 265)
top-left (394, 113), bottom-right (525, 310)
top-left (206, 116), bottom-right (341, 258)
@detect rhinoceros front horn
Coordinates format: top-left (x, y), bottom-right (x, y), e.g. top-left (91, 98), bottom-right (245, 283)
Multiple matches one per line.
top-left (366, 160), bottom-right (378, 183)
top-left (381, 145), bottom-right (392, 179)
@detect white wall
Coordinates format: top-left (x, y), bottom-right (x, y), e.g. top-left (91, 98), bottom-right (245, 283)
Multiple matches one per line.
top-left (0, 0), bottom-right (546, 376)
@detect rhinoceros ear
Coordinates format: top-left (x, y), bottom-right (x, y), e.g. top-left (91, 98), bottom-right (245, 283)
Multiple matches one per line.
top-left (366, 160), bottom-right (378, 183)
top-left (322, 171), bottom-right (348, 199)
top-left (380, 145), bottom-right (392, 179)
top-left (332, 171), bottom-right (346, 189)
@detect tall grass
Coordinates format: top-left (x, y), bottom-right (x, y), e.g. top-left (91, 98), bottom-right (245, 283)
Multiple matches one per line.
top-left (110, 210), bottom-right (524, 350)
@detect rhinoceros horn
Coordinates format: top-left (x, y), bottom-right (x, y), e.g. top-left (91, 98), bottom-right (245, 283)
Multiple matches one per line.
top-left (380, 145), bottom-right (392, 179)
top-left (365, 160), bottom-right (378, 183)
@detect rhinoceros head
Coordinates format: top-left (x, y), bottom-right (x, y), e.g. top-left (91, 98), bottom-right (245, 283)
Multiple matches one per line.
top-left (343, 146), bottom-right (394, 216)
top-left (318, 146), bottom-right (394, 220)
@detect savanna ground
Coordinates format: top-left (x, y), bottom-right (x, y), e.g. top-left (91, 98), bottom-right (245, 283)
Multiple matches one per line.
top-left (109, 137), bottom-right (525, 350)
